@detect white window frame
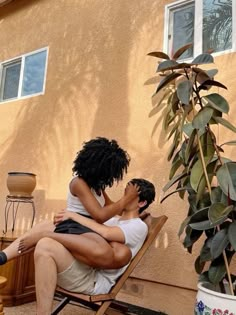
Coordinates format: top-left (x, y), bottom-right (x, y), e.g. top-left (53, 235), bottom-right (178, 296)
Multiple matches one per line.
top-left (164, 0), bottom-right (236, 59)
top-left (0, 47), bottom-right (49, 103)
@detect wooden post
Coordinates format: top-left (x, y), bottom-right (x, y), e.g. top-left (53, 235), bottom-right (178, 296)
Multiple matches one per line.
top-left (0, 276), bottom-right (7, 315)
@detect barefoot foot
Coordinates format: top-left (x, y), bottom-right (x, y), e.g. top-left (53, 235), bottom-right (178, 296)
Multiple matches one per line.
top-left (18, 231), bottom-right (45, 254)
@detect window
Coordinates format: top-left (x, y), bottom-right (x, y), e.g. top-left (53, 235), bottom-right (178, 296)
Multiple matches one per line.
top-left (164, 0), bottom-right (235, 59)
top-left (0, 48), bottom-right (48, 102)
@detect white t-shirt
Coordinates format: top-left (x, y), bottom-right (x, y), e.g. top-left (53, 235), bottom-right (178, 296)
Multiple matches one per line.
top-left (92, 216), bottom-right (148, 294)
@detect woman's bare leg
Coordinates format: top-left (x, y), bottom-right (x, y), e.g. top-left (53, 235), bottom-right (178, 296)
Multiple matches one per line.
top-left (0, 220), bottom-right (54, 263)
top-left (20, 231), bottom-right (132, 269)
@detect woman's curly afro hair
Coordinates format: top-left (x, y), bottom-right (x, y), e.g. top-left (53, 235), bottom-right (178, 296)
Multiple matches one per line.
top-left (72, 137), bottom-right (130, 192)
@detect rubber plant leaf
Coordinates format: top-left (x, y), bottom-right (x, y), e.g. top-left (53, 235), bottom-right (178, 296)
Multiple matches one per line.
top-left (192, 107), bottom-right (214, 129)
top-left (208, 258), bottom-right (226, 284)
top-left (172, 43), bottom-right (193, 60)
top-left (213, 117), bottom-right (236, 133)
top-left (198, 80), bottom-right (227, 91)
top-left (203, 93), bottom-right (229, 113)
top-left (190, 158), bottom-right (209, 192)
top-left (220, 140), bottom-right (236, 147)
top-left (195, 256), bottom-right (205, 274)
top-left (177, 80), bottom-right (192, 105)
top-left (147, 51), bottom-right (170, 60)
top-left (228, 221), bottom-right (236, 251)
top-left (206, 69), bottom-right (218, 78)
top-left (191, 53), bottom-right (214, 65)
top-left (208, 203), bottom-right (233, 224)
top-left (144, 76), bottom-right (160, 85)
top-left (155, 72), bottom-right (182, 94)
top-left (162, 171), bottom-right (188, 192)
top-left (157, 60), bottom-right (179, 72)
top-left (216, 162), bottom-right (236, 201)
top-left (210, 229), bottom-right (229, 259)
top-left (182, 123), bottom-right (194, 137)
top-left (200, 240), bottom-right (213, 262)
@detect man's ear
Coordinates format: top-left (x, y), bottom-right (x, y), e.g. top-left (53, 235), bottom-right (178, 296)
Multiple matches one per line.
top-left (138, 200), bottom-right (147, 208)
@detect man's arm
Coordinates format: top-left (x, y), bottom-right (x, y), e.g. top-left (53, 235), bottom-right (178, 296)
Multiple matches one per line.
top-left (54, 210), bottom-right (125, 243)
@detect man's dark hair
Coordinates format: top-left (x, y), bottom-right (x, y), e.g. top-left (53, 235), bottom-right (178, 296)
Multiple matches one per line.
top-left (130, 178), bottom-right (155, 213)
top-left (73, 137), bottom-right (130, 192)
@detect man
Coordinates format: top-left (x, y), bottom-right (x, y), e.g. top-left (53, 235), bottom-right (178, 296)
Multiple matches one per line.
top-left (0, 178), bottom-right (155, 314)
top-left (34, 178), bottom-right (155, 314)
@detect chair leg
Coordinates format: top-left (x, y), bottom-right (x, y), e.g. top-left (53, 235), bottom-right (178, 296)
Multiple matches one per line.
top-left (95, 300), bottom-right (112, 315)
top-left (51, 297), bottom-right (70, 315)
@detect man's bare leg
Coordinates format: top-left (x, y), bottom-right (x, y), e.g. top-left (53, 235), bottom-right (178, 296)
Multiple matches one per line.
top-left (34, 237), bottom-right (75, 315)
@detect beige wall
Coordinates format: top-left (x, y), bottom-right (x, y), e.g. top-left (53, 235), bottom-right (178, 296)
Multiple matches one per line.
top-left (0, 0), bottom-right (235, 314)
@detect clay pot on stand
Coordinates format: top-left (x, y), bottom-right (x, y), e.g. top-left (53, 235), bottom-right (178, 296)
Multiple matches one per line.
top-left (6, 172), bottom-right (36, 197)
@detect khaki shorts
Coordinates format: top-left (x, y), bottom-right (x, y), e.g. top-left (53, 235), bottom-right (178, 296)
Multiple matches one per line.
top-left (57, 260), bottom-right (96, 295)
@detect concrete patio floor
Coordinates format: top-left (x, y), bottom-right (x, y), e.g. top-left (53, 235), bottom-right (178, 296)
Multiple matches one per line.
top-left (4, 299), bottom-right (168, 314)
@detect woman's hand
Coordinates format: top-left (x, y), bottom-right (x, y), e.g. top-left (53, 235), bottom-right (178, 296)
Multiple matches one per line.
top-left (53, 210), bottom-right (74, 225)
top-left (124, 182), bottom-right (140, 201)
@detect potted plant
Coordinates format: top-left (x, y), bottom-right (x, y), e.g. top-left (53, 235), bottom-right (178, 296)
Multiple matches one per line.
top-left (146, 44), bottom-right (236, 314)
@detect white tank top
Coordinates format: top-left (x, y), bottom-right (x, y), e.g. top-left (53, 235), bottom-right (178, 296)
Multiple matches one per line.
top-left (67, 184), bottom-right (105, 217)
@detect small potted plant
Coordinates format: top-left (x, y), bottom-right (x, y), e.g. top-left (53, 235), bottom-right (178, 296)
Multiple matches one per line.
top-left (146, 44), bottom-right (236, 314)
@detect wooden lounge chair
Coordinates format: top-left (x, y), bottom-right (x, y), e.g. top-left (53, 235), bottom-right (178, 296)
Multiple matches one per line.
top-left (52, 214), bottom-right (168, 315)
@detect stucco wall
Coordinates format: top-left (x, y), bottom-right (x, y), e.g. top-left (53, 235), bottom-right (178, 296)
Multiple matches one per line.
top-left (0, 0), bottom-right (235, 314)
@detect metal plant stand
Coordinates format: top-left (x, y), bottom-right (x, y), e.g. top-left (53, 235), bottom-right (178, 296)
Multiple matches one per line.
top-left (3, 195), bottom-right (36, 234)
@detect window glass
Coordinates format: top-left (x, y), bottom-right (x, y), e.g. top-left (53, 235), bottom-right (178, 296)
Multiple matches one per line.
top-left (21, 50), bottom-right (47, 96)
top-left (169, 4), bottom-right (195, 59)
top-left (2, 60), bottom-right (21, 100)
top-left (203, 0), bottom-right (232, 53)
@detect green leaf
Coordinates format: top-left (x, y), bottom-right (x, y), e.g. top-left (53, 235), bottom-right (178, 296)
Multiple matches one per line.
top-left (200, 240), bottom-right (213, 262)
top-left (182, 123), bottom-right (194, 137)
top-left (196, 176), bottom-right (206, 203)
top-left (192, 107), bottom-right (213, 129)
top-left (203, 93), bottom-right (229, 113)
top-left (206, 69), bottom-right (218, 78)
top-left (160, 187), bottom-right (191, 204)
top-left (169, 155), bottom-right (183, 179)
top-left (155, 72), bottom-right (182, 94)
top-left (208, 203), bottom-right (233, 224)
top-left (220, 140), bottom-right (236, 147)
top-left (210, 229), bottom-right (229, 259)
top-left (213, 117), bottom-right (236, 133)
top-left (144, 76), bottom-right (160, 85)
top-left (195, 256), bottom-right (205, 274)
top-left (190, 220), bottom-right (213, 230)
top-left (216, 162), bottom-right (236, 201)
top-left (210, 186), bottom-right (227, 204)
top-left (192, 53), bottom-right (214, 65)
top-left (198, 80), bottom-right (227, 91)
top-left (177, 80), bottom-right (192, 105)
top-left (185, 129), bottom-right (197, 164)
top-left (157, 60), bottom-right (178, 72)
top-left (208, 259), bottom-right (226, 284)
top-left (147, 51), bottom-right (170, 60)
top-left (162, 171), bottom-right (188, 192)
top-left (178, 216), bottom-right (191, 237)
top-left (190, 158), bottom-right (208, 192)
top-left (183, 227), bottom-right (203, 249)
top-left (228, 221), bottom-right (236, 251)
top-left (172, 43), bottom-right (193, 60)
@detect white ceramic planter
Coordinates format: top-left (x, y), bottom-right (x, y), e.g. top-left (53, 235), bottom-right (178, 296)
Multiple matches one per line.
top-left (195, 282), bottom-right (236, 315)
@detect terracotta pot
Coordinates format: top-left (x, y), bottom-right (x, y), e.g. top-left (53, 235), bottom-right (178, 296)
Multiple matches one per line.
top-left (195, 282), bottom-right (236, 315)
top-left (7, 172), bottom-right (36, 197)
